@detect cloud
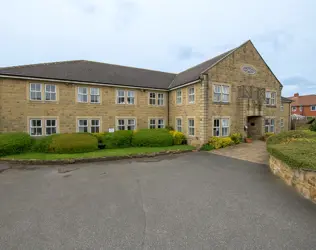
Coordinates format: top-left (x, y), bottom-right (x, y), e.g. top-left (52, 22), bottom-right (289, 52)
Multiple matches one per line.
top-left (254, 30), bottom-right (294, 52)
top-left (282, 76), bottom-right (316, 97)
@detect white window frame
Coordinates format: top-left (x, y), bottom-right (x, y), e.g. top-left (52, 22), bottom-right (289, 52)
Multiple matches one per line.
top-left (116, 118), bottom-right (136, 131)
top-left (266, 91), bottom-right (276, 106)
top-left (90, 88), bottom-right (100, 104)
top-left (127, 91), bottom-right (135, 105)
top-left (90, 119), bottom-right (100, 133)
top-left (176, 118), bottom-right (182, 132)
top-left (213, 84), bottom-right (230, 103)
top-left (45, 84), bottom-right (56, 101)
top-left (78, 87), bottom-right (88, 103)
top-left (116, 90), bottom-right (125, 104)
top-left (78, 119), bottom-right (89, 133)
top-left (265, 118), bottom-right (275, 133)
top-left (280, 104), bottom-right (284, 112)
top-left (30, 83), bottom-right (42, 101)
top-left (188, 87), bottom-right (195, 104)
top-left (292, 106), bottom-right (297, 112)
top-left (158, 93), bottom-right (164, 106)
top-left (149, 92), bottom-right (164, 106)
top-left (149, 119), bottom-right (156, 129)
top-left (280, 118), bottom-right (284, 128)
top-left (149, 92), bottom-right (156, 105)
top-left (30, 119), bottom-right (43, 136)
top-left (188, 118), bottom-right (195, 136)
top-left (148, 118), bottom-right (165, 129)
top-left (176, 90), bottom-right (182, 104)
top-left (311, 105), bottom-right (316, 111)
top-left (45, 119), bottom-right (57, 135)
top-left (213, 117), bottom-right (230, 137)
top-left (157, 119), bottom-right (165, 129)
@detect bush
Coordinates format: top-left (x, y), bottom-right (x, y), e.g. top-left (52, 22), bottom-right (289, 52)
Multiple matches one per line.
top-left (92, 132), bottom-right (107, 143)
top-left (169, 131), bottom-right (186, 145)
top-left (200, 143), bottom-right (214, 151)
top-left (132, 129), bottom-right (173, 147)
top-left (102, 130), bottom-right (133, 149)
top-left (0, 132), bottom-right (33, 156)
top-left (31, 136), bottom-right (53, 153)
top-left (310, 120), bottom-right (316, 132)
top-left (165, 125), bottom-right (174, 131)
top-left (267, 130), bottom-right (310, 145)
top-left (230, 133), bottom-right (242, 144)
top-left (209, 137), bottom-right (234, 149)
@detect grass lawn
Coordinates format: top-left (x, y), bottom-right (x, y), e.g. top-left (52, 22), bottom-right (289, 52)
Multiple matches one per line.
top-left (1, 145), bottom-right (195, 160)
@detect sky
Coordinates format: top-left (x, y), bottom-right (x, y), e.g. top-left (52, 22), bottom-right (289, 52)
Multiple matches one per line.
top-left (0, 0), bottom-right (315, 97)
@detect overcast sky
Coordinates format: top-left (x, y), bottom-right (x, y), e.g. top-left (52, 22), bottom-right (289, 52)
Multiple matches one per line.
top-left (1, 0), bottom-right (315, 97)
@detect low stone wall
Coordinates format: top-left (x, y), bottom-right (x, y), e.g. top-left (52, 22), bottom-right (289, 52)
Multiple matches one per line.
top-left (269, 155), bottom-right (316, 203)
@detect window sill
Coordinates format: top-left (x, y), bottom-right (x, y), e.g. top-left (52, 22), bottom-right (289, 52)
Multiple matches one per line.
top-left (29, 100), bottom-right (58, 104)
top-left (212, 102), bottom-right (230, 105)
top-left (265, 105), bottom-right (277, 108)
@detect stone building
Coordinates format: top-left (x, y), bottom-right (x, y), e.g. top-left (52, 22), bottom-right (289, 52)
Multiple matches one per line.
top-left (0, 40), bottom-right (291, 145)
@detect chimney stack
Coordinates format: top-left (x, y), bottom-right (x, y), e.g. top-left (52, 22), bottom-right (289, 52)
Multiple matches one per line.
top-left (294, 93), bottom-right (299, 97)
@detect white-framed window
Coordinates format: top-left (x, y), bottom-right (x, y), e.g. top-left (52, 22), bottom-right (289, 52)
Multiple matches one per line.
top-left (265, 118), bottom-right (275, 133)
top-left (176, 118), bottom-right (182, 132)
top-left (280, 118), bottom-right (284, 128)
top-left (158, 119), bottom-right (165, 128)
top-left (176, 90), bottom-right (182, 104)
top-left (117, 90), bottom-right (125, 104)
top-left (91, 119), bottom-right (100, 133)
top-left (188, 87), bottom-right (195, 104)
top-left (149, 119), bottom-right (156, 129)
top-left (78, 119), bottom-right (88, 132)
top-left (30, 119), bottom-right (42, 136)
top-left (280, 104), bottom-right (284, 112)
top-left (311, 106), bottom-right (316, 111)
top-left (292, 106), bottom-right (297, 111)
top-left (213, 118), bottom-right (230, 137)
top-left (117, 118), bottom-right (136, 130)
top-left (90, 88), bottom-right (100, 103)
top-left (30, 83), bottom-right (42, 100)
top-left (158, 93), bottom-right (164, 106)
top-left (78, 87), bottom-right (88, 103)
top-left (266, 91), bottom-right (276, 105)
top-left (188, 118), bottom-right (195, 136)
top-left (45, 119), bottom-right (57, 135)
top-left (149, 92), bottom-right (156, 105)
top-left (45, 84), bottom-right (56, 101)
top-left (127, 91), bottom-right (135, 104)
top-left (213, 84), bottom-right (230, 103)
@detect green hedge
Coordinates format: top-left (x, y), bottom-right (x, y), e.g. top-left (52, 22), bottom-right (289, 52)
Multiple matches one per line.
top-left (132, 129), bottom-right (173, 147)
top-left (102, 130), bottom-right (133, 149)
top-left (0, 132), bottom-right (33, 156)
top-left (267, 130), bottom-right (316, 170)
top-left (33, 133), bottom-right (98, 154)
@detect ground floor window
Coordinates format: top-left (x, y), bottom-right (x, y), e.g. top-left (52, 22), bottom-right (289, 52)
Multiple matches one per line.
top-left (265, 118), bottom-right (275, 133)
top-left (188, 118), bottom-right (195, 136)
top-left (117, 118), bottom-right (136, 130)
top-left (213, 117), bottom-right (230, 137)
top-left (148, 118), bottom-right (165, 129)
top-left (77, 118), bottom-right (101, 133)
top-left (91, 119), bottom-right (100, 133)
top-left (176, 118), bottom-right (182, 132)
top-left (29, 118), bottom-right (57, 136)
top-left (280, 118), bottom-right (284, 128)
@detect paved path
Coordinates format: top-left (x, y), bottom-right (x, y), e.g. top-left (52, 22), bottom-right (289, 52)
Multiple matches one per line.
top-left (0, 153), bottom-right (315, 249)
top-left (211, 140), bottom-right (269, 164)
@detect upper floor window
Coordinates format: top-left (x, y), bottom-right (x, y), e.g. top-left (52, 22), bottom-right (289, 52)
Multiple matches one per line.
top-left (311, 106), bottom-right (316, 111)
top-left (30, 83), bottom-right (42, 100)
top-left (292, 106), bottom-right (297, 112)
top-left (78, 87), bottom-right (88, 103)
top-left (176, 90), bottom-right (182, 104)
top-left (90, 88), bottom-right (100, 103)
top-left (116, 90), bottom-right (135, 104)
top-left (213, 84), bottom-right (230, 103)
top-left (265, 118), bottom-right (275, 133)
top-left (213, 118), bottom-right (230, 137)
top-left (149, 92), bottom-right (164, 106)
top-left (117, 118), bottom-right (136, 130)
top-left (45, 84), bottom-right (56, 101)
top-left (266, 91), bottom-right (276, 105)
top-left (188, 87), bottom-right (195, 104)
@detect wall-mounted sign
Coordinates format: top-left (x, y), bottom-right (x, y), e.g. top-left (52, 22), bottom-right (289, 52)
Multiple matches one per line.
top-left (242, 65), bottom-right (256, 75)
top-left (108, 128), bottom-right (115, 133)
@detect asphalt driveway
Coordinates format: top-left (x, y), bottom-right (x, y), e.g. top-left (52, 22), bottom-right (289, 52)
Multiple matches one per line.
top-left (0, 153), bottom-right (315, 250)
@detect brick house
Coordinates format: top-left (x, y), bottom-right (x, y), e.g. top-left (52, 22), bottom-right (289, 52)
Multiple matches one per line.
top-left (289, 93), bottom-right (316, 118)
top-left (0, 40), bottom-right (291, 145)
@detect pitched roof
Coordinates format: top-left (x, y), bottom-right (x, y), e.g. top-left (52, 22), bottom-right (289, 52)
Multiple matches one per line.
top-left (288, 94), bottom-right (316, 106)
top-left (281, 97), bottom-right (292, 103)
top-left (0, 60), bottom-right (176, 90)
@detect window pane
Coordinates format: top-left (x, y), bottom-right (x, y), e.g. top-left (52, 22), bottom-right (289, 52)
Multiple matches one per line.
top-left (222, 86), bottom-right (229, 94)
top-left (222, 127), bottom-right (229, 136)
top-left (222, 94), bottom-right (229, 102)
top-left (128, 119), bottom-right (135, 125)
top-left (127, 91), bottom-right (134, 97)
top-left (222, 119), bottom-right (229, 127)
top-left (158, 119), bottom-right (164, 128)
top-left (79, 120), bottom-right (87, 126)
top-left (214, 93), bottom-right (221, 102)
top-left (214, 85), bottom-right (221, 93)
top-left (91, 127), bottom-right (99, 133)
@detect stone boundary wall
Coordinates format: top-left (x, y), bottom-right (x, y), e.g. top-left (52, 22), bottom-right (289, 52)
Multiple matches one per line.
top-left (269, 155), bottom-right (316, 203)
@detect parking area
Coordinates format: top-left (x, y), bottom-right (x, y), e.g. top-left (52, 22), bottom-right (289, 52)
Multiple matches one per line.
top-left (0, 152), bottom-right (315, 249)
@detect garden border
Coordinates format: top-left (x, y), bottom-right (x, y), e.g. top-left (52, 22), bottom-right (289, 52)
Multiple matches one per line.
top-left (0, 149), bottom-right (194, 166)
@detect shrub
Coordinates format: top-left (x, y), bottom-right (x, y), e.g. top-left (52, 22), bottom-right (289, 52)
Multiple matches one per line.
top-left (310, 120), bottom-right (316, 132)
top-left (132, 129), bottom-right (173, 147)
top-left (169, 131), bottom-right (186, 145)
top-left (230, 133), bottom-right (242, 144)
top-left (209, 137), bottom-right (234, 149)
top-left (102, 130), bottom-right (133, 149)
top-left (200, 143), bottom-right (214, 151)
top-left (267, 130), bottom-right (309, 145)
top-left (31, 136), bottom-right (53, 153)
top-left (92, 132), bottom-right (107, 143)
top-left (0, 132), bottom-right (33, 156)
top-left (222, 137), bottom-right (234, 147)
top-left (165, 125), bottom-right (174, 131)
